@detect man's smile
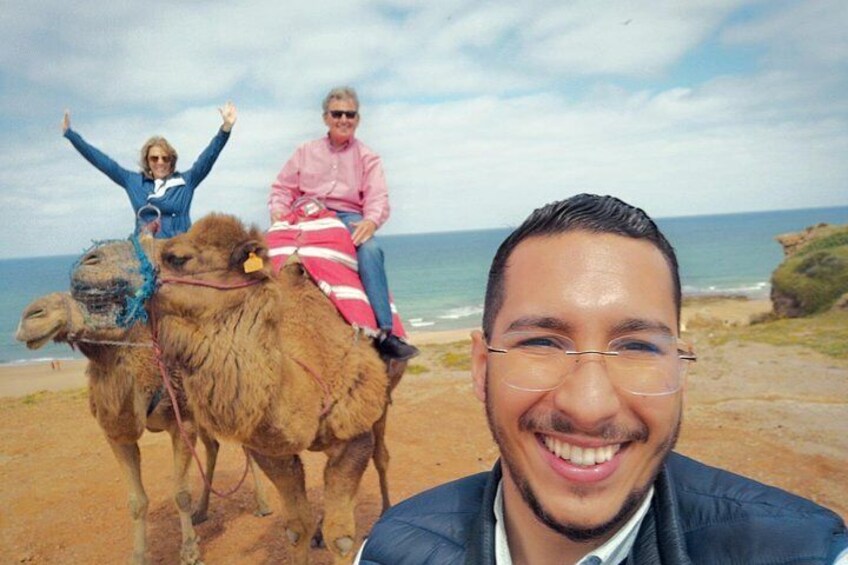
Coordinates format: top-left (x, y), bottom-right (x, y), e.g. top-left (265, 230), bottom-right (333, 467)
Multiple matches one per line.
top-left (541, 434), bottom-right (622, 467)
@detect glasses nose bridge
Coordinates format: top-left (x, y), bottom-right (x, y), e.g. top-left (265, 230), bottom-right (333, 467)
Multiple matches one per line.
top-left (543, 349), bottom-right (621, 402)
top-left (568, 348), bottom-right (617, 366)
top-left (554, 348), bottom-right (616, 380)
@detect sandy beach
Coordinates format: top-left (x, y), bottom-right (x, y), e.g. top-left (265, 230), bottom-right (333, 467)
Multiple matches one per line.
top-left (2, 297), bottom-right (846, 564)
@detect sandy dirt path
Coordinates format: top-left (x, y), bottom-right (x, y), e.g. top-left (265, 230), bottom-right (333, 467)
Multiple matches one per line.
top-left (2, 301), bottom-right (846, 564)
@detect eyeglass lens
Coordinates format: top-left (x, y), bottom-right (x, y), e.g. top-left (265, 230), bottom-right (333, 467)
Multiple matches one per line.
top-left (330, 110), bottom-right (357, 119)
top-left (489, 332), bottom-right (692, 395)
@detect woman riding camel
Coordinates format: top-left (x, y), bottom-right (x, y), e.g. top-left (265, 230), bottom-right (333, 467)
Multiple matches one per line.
top-left (61, 102), bottom-right (237, 237)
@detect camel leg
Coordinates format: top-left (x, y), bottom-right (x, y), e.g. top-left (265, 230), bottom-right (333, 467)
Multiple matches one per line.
top-left (194, 432), bottom-right (272, 522)
top-left (323, 432), bottom-right (374, 564)
top-left (192, 430), bottom-right (218, 525)
top-left (371, 409), bottom-right (391, 514)
top-left (169, 422), bottom-right (203, 565)
top-left (107, 439), bottom-right (149, 565)
top-left (249, 450), bottom-right (313, 565)
top-left (373, 358), bottom-right (405, 514)
top-left (247, 452), bottom-right (274, 517)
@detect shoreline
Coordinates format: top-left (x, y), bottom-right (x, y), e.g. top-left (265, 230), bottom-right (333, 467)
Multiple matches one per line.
top-left (2, 296), bottom-right (772, 398)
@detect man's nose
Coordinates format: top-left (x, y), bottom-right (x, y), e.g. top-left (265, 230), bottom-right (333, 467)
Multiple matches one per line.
top-left (551, 355), bottom-right (622, 430)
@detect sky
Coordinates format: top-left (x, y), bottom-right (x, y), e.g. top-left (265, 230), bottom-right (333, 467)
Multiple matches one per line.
top-left (1, 0), bottom-right (847, 259)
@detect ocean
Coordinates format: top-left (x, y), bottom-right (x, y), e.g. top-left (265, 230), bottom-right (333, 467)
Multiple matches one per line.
top-left (2, 205), bottom-right (846, 364)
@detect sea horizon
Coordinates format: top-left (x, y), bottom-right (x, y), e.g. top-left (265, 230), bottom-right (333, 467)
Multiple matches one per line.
top-left (1, 202), bottom-right (846, 262)
top-left (3, 204), bottom-right (846, 364)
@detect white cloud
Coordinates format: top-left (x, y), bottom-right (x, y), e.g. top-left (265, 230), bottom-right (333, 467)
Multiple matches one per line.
top-left (0, 0), bottom-right (846, 258)
top-left (722, 0), bottom-right (848, 70)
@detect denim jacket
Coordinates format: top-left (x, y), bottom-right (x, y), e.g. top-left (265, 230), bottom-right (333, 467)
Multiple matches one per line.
top-left (64, 127), bottom-right (230, 238)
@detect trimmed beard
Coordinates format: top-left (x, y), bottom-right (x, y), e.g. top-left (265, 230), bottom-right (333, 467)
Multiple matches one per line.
top-left (484, 368), bottom-right (681, 542)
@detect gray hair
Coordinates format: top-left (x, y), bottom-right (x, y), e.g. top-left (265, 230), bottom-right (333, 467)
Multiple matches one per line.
top-left (322, 86), bottom-right (359, 113)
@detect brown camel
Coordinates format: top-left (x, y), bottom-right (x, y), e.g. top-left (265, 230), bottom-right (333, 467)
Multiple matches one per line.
top-left (15, 292), bottom-right (272, 565)
top-left (68, 214), bottom-right (406, 564)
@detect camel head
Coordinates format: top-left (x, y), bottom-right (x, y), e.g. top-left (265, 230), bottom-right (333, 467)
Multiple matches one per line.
top-left (16, 292), bottom-right (86, 349)
top-left (70, 236), bottom-right (161, 330)
top-left (154, 214), bottom-right (273, 317)
top-left (17, 290), bottom-right (148, 350)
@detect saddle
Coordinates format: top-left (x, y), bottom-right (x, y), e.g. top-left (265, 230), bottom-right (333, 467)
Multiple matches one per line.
top-left (264, 200), bottom-right (407, 338)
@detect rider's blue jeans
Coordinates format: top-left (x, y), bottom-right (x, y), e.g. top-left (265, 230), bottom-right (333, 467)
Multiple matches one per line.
top-left (333, 210), bottom-right (393, 332)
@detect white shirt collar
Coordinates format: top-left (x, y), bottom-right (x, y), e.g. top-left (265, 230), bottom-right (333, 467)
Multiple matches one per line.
top-left (493, 479), bottom-right (654, 565)
top-left (149, 176), bottom-right (185, 200)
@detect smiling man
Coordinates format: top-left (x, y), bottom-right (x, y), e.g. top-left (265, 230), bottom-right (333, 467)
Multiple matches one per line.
top-left (358, 194), bottom-right (848, 564)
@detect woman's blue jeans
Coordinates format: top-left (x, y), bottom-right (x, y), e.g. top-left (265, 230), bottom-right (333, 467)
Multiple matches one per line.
top-left (332, 210), bottom-right (393, 332)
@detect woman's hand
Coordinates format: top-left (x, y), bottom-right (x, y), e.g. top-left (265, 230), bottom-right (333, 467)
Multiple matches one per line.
top-left (61, 110), bottom-right (70, 134)
top-left (220, 101), bottom-right (238, 132)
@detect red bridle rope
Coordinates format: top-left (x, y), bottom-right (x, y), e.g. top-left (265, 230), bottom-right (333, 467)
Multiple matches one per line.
top-left (150, 271), bottom-right (335, 496)
top-left (150, 309), bottom-right (251, 498)
top-left (147, 274), bottom-right (262, 497)
top-left (158, 276), bottom-right (264, 290)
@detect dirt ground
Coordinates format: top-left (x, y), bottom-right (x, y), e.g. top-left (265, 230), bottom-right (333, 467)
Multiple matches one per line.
top-left (1, 309), bottom-right (847, 564)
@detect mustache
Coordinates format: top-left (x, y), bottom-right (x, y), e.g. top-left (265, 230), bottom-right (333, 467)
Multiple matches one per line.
top-left (518, 410), bottom-right (649, 443)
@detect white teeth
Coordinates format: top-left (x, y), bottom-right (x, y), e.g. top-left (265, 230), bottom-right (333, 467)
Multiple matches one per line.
top-left (543, 436), bottom-right (620, 467)
top-left (572, 446), bottom-right (584, 465)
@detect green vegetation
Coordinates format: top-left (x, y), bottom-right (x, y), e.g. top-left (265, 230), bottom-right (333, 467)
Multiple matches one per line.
top-left (439, 350), bottom-right (471, 371)
top-left (772, 225), bottom-right (848, 315)
top-left (22, 391), bottom-right (50, 405)
top-left (421, 340), bottom-right (473, 371)
top-left (406, 363), bottom-right (430, 375)
top-left (710, 310), bottom-right (848, 359)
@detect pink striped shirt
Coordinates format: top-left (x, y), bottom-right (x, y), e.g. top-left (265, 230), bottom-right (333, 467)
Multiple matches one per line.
top-left (269, 136), bottom-right (390, 228)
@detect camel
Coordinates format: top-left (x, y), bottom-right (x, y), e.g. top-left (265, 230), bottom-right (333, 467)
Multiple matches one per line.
top-left (67, 214), bottom-right (406, 564)
top-left (15, 292), bottom-right (272, 565)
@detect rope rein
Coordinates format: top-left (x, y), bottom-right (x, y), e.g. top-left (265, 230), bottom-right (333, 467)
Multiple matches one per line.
top-left (149, 310), bottom-right (252, 499)
top-left (287, 356), bottom-right (334, 417)
top-left (133, 242), bottom-right (262, 498)
top-left (121, 240), bottom-right (337, 497)
top-left (73, 338), bottom-right (154, 348)
top-left (157, 276), bottom-right (264, 290)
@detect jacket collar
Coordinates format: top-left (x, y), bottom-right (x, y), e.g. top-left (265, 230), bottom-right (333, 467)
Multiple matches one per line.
top-left (466, 458), bottom-right (692, 565)
top-left (629, 461), bottom-right (692, 564)
top-left (465, 460), bottom-right (501, 564)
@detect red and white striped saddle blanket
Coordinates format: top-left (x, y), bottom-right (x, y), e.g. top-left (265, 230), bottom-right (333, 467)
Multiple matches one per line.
top-left (265, 207), bottom-right (407, 338)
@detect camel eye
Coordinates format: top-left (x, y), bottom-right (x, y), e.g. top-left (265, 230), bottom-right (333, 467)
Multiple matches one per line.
top-left (81, 251), bottom-right (102, 266)
top-left (163, 252), bottom-right (190, 269)
top-left (26, 308), bottom-right (47, 320)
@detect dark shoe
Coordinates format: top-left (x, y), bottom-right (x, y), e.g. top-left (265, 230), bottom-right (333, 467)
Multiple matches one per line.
top-left (378, 334), bottom-right (420, 361)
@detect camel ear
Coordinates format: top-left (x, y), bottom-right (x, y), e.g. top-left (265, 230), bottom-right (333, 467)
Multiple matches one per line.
top-left (230, 239), bottom-right (271, 276)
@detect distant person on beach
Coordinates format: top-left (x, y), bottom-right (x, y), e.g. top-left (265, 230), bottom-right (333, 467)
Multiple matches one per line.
top-left (268, 86), bottom-right (418, 361)
top-left (61, 102), bottom-right (237, 238)
top-left (358, 194), bottom-right (848, 564)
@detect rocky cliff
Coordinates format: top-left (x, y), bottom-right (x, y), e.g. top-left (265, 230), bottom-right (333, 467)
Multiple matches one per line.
top-left (770, 222), bottom-right (848, 317)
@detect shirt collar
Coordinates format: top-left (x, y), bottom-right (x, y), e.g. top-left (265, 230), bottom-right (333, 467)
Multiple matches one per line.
top-left (493, 479), bottom-right (655, 565)
top-left (325, 133), bottom-right (354, 152)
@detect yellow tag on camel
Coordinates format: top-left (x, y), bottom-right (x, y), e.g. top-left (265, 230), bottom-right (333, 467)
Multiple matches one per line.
top-left (243, 252), bottom-right (264, 273)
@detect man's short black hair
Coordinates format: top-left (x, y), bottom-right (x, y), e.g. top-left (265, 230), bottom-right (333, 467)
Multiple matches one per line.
top-left (482, 193), bottom-right (681, 337)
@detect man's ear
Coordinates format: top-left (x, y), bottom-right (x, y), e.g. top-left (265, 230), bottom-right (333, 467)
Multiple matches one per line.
top-left (471, 330), bottom-right (488, 403)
